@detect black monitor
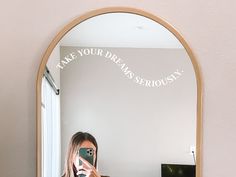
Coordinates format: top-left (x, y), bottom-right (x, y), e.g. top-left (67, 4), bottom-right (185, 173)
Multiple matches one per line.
top-left (161, 164), bottom-right (195, 177)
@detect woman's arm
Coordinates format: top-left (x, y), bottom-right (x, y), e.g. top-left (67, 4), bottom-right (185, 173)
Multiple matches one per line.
top-left (77, 157), bottom-right (101, 177)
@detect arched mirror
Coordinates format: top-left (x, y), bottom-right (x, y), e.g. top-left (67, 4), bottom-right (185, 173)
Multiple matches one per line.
top-left (37, 7), bottom-right (202, 177)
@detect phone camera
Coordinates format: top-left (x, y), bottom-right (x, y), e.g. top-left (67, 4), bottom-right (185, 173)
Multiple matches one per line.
top-left (87, 149), bottom-right (93, 156)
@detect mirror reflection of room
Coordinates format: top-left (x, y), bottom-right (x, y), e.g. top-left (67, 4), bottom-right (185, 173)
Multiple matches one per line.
top-left (41, 12), bottom-right (197, 177)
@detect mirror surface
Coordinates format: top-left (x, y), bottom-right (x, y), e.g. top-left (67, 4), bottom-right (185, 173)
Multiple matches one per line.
top-left (40, 11), bottom-right (198, 177)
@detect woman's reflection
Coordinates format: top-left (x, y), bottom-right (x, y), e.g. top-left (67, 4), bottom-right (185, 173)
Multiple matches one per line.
top-left (62, 132), bottom-right (106, 177)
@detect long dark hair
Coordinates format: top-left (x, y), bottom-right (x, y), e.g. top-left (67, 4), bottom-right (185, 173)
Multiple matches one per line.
top-left (62, 131), bottom-right (98, 177)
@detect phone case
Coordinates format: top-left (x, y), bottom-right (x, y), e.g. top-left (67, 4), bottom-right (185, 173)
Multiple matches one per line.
top-left (78, 148), bottom-right (94, 177)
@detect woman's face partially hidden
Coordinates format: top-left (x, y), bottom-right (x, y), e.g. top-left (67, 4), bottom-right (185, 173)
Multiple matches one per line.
top-left (74, 140), bottom-right (97, 168)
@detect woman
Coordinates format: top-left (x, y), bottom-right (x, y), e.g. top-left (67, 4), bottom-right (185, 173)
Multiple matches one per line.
top-left (62, 131), bottom-right (103, 177)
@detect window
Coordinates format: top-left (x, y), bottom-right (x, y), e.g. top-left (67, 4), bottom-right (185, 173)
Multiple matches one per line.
top-left (41, 76), bottom-right (61, 177)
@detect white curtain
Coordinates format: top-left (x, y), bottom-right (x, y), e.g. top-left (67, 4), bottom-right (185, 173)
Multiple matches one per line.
top-left (41, 76), bottom-right (61, 177)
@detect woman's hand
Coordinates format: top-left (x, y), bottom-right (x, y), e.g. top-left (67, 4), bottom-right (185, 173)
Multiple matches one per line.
top-left (76, 157), bottom-right (101, 177)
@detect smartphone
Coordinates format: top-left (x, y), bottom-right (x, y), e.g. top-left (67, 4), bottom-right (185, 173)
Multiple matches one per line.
top-left (78, 148), bottom-right (94, 177)
top-left (79, 147), bottom-right (94, 166)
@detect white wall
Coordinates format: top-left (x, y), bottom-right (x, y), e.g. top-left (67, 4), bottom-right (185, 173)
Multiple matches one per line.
top-left (47, 43), bottom-right (60, 87)
top-left (0, 1), bottom-right (236, 177)
top-left (60, 47), bottom-right (196, 177)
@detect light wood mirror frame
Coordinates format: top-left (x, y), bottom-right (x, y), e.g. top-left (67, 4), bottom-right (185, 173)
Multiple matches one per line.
top-left (36, 7), bottom-right (202, 177)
